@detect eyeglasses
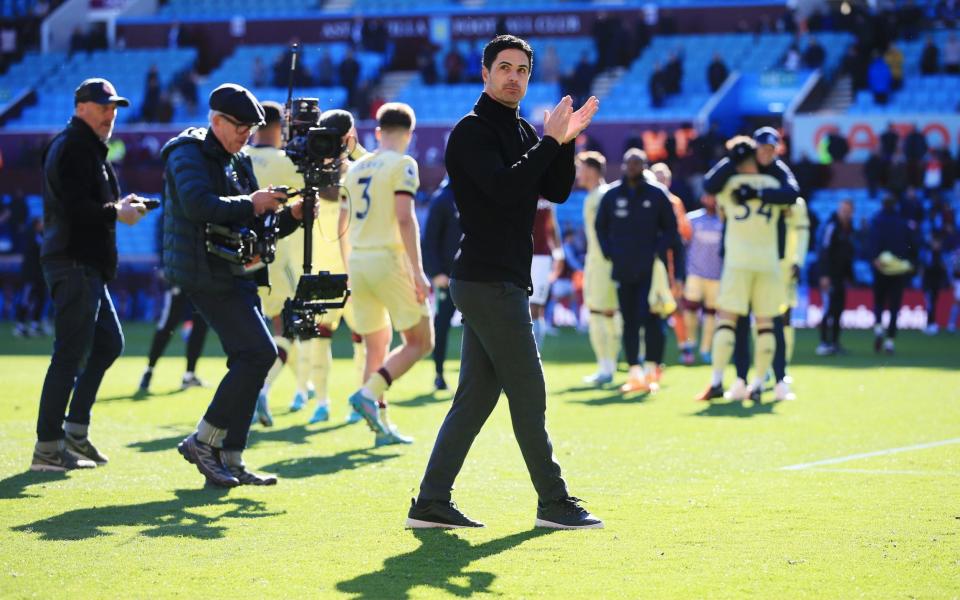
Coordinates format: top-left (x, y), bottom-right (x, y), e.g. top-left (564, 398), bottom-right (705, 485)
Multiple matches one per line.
top-left (218, 113), bottom-right (260, 136)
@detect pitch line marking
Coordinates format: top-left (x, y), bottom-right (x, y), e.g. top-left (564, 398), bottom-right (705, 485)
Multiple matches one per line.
top-left (780, 437), bottom-right (960, 471)
top-left (808, 468), bottom-right (960, 476)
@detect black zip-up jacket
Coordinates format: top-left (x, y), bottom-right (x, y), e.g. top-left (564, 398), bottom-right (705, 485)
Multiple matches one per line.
top-left (161, 127), bottom-right (299, 293)
top-left (818, 214), bottom-right (855, 281)
top-left (40, 117), bottom-right (120, 280)
top-left (595, 176), bottom-right (678, 284)
top-left (447, 92), bottom-right (576, 290)
top-left (422, 180), bottom-right (461, 279)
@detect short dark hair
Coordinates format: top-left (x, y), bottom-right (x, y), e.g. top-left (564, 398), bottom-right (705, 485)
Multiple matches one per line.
top-left (577, 150), bottom-right (606, 174)
top-left (483, 35), bottom-right (533, 71)
top-left (261, 101), bottom-right (283, 127)
top-left (376, 102), bottom-right (416, 131)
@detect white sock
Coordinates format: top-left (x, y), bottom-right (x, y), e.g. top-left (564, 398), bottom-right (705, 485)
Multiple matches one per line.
top-left (711, 369), bottom-right (724, 386)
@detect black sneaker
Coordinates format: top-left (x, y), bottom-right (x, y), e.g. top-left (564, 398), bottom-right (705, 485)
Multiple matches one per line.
top-left (226, 465), bottom-right (277, 486)
top-left (535, 496), bottom-right (604, 529)
top-left (65, 435), bottom-right (109, 465)
top-left (405, 498), bottom-right (484, 529)
top-left (434, 375), bottom-right (448, 391)
top-left (748, 386), bottom-right (763, 403)
top-left (30, 446), bottom-right (97, 472)
top-left (695, 383), bottom-right (725, 402)
top-left (177, 433), bottom-right (239, 488)
top-left (138, 369), bottom-right (152, 393)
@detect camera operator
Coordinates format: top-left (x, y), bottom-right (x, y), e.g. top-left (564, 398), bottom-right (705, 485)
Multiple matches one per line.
top-left (31, 78), bottom-right (148, 472)
top-left (161, 83), bottom-right (302, 487)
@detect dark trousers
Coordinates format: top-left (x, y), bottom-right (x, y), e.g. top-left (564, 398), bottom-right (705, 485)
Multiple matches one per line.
top-left (873, 273), bottom-right (905, 338)
top-left (616, 275), bottom-right (652, 366)
top-left (188, 280), bottom-right (276, 452)
top-left (644, 315), bottom-right (666, 364)
top-left (419, 279), bottom-right (568, 503)
top-left (820, 280), bottom-right (846, 345)
top-left (924, 280), bottom-right (944, 328)
top-left (148, 287), bottom-right (209, 373)
top-left (37, 261), bottom-right (124, 442)
top-left (431, 285), bottom-right (457, 376)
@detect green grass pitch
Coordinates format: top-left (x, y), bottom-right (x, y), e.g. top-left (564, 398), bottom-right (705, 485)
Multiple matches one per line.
top-left (0, 324), bottom-right (958, 599)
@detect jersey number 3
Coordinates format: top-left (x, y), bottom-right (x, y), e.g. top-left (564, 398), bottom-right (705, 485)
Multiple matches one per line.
top-left (355, 176), bottom-right (373, 220)
top-left (733, 201), bottom-right (773, 223)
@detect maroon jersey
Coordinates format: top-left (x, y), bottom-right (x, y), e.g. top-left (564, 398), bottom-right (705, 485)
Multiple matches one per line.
top-left (533, 199), bottom-right (555, 256)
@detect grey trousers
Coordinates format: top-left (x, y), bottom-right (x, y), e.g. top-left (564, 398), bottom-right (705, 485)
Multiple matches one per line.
top-left (418, 279), bottom-right (568, 503)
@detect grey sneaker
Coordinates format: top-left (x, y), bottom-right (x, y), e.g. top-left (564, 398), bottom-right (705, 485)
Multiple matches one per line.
top-left (177, 433), bottom-right (239, 488)
top-left (226, 465), bottom-right (277, 486)
top-left (31, 446), bottom-right (96, 472)
top-left (65, 435), bottom-right (109, 465)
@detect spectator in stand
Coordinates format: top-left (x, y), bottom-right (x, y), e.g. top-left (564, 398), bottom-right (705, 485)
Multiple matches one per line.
top-left (922, 233), bottom-right (949, 334)
top-left (339, 47), bottom-right (361, 96)
top-left (417, 46), bottom-right (438, 85)
top-left (568, 51), bottom-right (595, 107)
top-left (785, 43), bottom-right (801, 71)
top-left (649, 62), bottom-right (667, 108)
top-left (177, 68), bottom-right (200, 114)
top-left (664, 51), bottom-right (683, 95)
top-left (870, 195), bottom-right (919, 355)
top-left (156, 92), bottom-right (174, 123)
top-left (920, 35), bottom-right (940, 75)
top-left (316, 50), bottom-right (335, 87)
top-left (707, 53), bottom-right (729, 93)
top-left (904, 125), bottom-right (928, 188)
top-left (943, 32), bottom-right (960, 73)
top-left (868, 50), bottom-right (893, 104)
top-left (141, 66), bottom-right (161, 123)
top-left (842, 44), bottom-right (869, 91)
top-left (827, 131), bottom-right (850, 163)
top-left (900, 186), bottom-right (925, 229)
top-left (252, 56), bottom-right (267, 87)
top-left (539, 46), bottom-right (560, 83)
top-left (864, 151), bottom-right (886, 198)
top-left (803, 37), bottom-right (826, 69)
top-left (443, 46), bottom-right (465, 84)
top-left (816, 200), bottom-right (855, 356)
top-left (885, 42), bottom-right (904, 90)
top-left (880, 122), bottom-right (900, 159)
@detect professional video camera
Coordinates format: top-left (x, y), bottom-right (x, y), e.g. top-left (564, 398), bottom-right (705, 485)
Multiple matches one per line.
top-left (284, 97), bottom-right (345, 189)
top-left (279, 43), bottom-right (351, 340)
top-left (205, 211), bottom-right (282, 274)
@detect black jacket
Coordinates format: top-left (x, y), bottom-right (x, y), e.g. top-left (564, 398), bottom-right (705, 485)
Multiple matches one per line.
top-left (595, 176), bottom-right (678, 284)
top-left (447, 92), bottom-right (576, 290)
top-left (40, 117), bottom-right (120, 280)
top-left (819, 214), bottom-right (855, 281)
top-left (422, 180), bottom-right (461, 279)
top-left (160, 127), bottom-right (299, 293)
top-left (703, 156), bottom-right (801, 206)
top-left (870, 207), bottom-right (918, 264)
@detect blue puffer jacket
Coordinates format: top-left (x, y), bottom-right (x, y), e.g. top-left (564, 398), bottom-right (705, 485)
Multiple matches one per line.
top-left (160, 127), bottom-right (298, 293)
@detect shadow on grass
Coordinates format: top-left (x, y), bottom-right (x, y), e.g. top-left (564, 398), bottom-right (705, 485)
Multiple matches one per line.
top-left (260, 448), bottom-right (401, 479)
top-left (97, 388), bottom-right (186, 403)
top-left (0, 471), bottom-right (68, 500)
top-left (391, 392), bottom-right (451, 408)
top-left (337, 528), bottom-right (556, 599)
top-left (572, 391), bottom-right (650, 406)
top-left (11, 488), bottom-right (282, 540)
top-left (127, 422), bottom-right (352, 454)
top-left (692, 400), bottom-right (777, 418)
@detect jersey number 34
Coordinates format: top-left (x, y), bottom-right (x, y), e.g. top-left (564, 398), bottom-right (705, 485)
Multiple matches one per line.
top-left (733, 201), bottom-right (773, 223)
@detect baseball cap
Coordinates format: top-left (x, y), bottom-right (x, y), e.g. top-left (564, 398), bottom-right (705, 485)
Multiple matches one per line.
top-left (208, 83), bottom-right (265, 126)
top-left (753, 126), bottom-right (781, 146)
top-left (74, 78), bottom-right (130, 107)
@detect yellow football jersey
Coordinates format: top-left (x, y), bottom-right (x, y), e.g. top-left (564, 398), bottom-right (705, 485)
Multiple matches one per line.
top-left (340, 150), bottom-right (419, 251)
top-left (716, 172), bottom-right (786, 272)
top-left (582, 183), bottom-right (610, 268)
top-left (784, 197), bottom-right (811, 266)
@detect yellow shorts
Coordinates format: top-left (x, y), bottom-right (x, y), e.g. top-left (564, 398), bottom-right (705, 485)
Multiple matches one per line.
top-left (781, 262), bottom-right (798, 311)
top-left (683, 274), bottom-right (720, 309)
top-left (717, 266), bottom-right (785, 318)
top-left (348, 249), bottom-right (431, 335)
top-left (583, 257), bottom-right (618, 313)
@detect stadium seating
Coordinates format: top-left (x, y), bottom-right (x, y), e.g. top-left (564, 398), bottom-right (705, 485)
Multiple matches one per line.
top-left (847, 30), bottom-right (960, 114)
top-left (0, 51), bottom-right (66, 108)
top-left (0, 0), bottom-right (43, 18)
top-left (4, 48), bottom-right (197, 129)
